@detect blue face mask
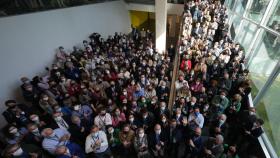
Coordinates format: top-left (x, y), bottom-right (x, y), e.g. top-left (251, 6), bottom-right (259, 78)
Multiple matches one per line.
top-left (194, 112), bottom-right (200, 116)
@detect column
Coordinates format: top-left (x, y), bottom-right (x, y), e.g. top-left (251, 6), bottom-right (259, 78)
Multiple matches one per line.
top-left (155, 0), bottom-right (167, 54)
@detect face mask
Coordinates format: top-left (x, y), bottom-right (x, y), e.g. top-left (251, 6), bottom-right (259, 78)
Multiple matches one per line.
top-left (43, 97), bottom-right (49, 101)
top-left (55, 116), bottom-right (62, 121)
top-left (220, 95), bottom-right (225, 99)
top-left (123, 92), bottom-right (127, 95)
top-left (12, 147), bottom-right (24, 156)
top-left (92, 132), bottom-right (98, 137)
top-left (143, 115), bottom-right (147, 119)
top-left (219, 120), bottom-right (225, 125)
top-left (56, 108), bottom-right (62, 112)
top-left (109, 129), bottom-right (114, 134)
top-left (31, 116), bottom-right (39, 122)
top-left (162, 119), bottom-right (167, 123)
top-left (161, 86), bottom-right (166, 89)
top-left (10, 128), bottom-right (18, 134)
top-left (115, 112), bottom-right (120, 116)
top-left (249, 111), bottom-right (255, 115)
top-left (74, 105), bottom-right (81, 111)
top-left (31, 128), bottom-right (39, 133)
top-left (139, 133), bottom-right (144, 138)
top-left (160, 106), bottom-right (165, 110)
top-left (194, 112), bottom-right (200, 117)
top-left (155, 130), bottom-right (161, 134)
top-left (191, 102), bottom-right (195, 106)
top-left (129, 118), bottom-right (134, 122)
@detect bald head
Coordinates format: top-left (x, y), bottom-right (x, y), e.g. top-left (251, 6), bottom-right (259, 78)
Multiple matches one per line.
top-left (215, 134), bottom-right (224, 145)
top-left (42, 128), bottom-right (54, 137)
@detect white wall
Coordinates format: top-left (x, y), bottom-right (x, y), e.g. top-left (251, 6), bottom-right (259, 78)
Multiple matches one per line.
top-left (0, 0), bottom-right (131, 127)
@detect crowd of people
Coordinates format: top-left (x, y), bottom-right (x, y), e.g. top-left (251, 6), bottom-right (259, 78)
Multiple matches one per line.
top-left (0, 0), bottom-right (266, 158)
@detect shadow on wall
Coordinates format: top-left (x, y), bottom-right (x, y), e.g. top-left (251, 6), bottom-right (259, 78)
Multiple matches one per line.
top-left (0, 0), bottom-right (118, 17)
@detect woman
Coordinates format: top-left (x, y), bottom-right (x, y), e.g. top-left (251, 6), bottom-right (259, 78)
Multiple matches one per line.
top-left (134, 128), bottom-right (151, 158)
top-left (111, 108), bottom-right (126, 128)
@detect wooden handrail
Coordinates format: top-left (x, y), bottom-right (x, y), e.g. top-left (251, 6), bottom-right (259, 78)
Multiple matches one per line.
top-left (168, 13), bottom-right (184, 113)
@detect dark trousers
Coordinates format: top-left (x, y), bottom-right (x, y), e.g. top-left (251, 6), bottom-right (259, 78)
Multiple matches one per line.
top-left (93, 148), bottom-right (111, 158)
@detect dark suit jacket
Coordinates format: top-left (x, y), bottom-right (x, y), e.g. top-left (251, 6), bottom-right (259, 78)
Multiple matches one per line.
top-left (148, 131), bottom-right (169, 151)
top-left (166, 127), bottom-right (183, 144)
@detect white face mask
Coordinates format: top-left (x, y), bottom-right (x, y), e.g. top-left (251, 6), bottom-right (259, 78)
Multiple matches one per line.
top-left (12, 147), bottom-right (24, 156)
top-left (109, 129), bottom-right (114, 134)
top-left (31, 116), bottom-right (40, 123)
top-left (10, 128), bottom-right (18, 134)
top-left (249, 111), bottom-right (255, 115)
top-left (74, 105), bottom-right (81, 111)
top-left (43, 97), bottom-right (49, 101)
top-left (155, 130), bottom-right (161, 134)
top-left (129, 118), bottom-right (134, 122)
top-left (55, 116), bottom-right (63, 121)
top-left (139, 133), bottom-right (144, 138)
top-left (32, 128), bottom-right (40, 134)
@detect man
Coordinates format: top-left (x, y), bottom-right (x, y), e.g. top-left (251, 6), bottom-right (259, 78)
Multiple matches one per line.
top-left (24, 123), bottom-right (43, 147)
top-left (55, 144), bottom-right (85, 158)
top-left (209, 114), bottom-right (228, 137)
top-left (139, 108), bottom-right (155, 131)
top-left (211, 91), bottom-right (229, 114)
top-left (119, 124), bottom-right (135, 157)
top-left (68, 115), bottom-right (89, 146)
top-left (188, 106), bottom-right (204, 130)
top-left (4, 143), bottom-right (41, 158)
top-left (51, 112), bottom-right (71, 131)
top-left (175, 75), bottom-right (189, 91)
top-left (154, 101), bottom-right (171, 120)
top-left (64, 62), bottom-right (80, 81)
top-left (2, 100), bottom-right (30, 127)
top-left (94, 108), bottom-right (112, 131)
top-left (41, 128), bottom-right (71, 154)
top-left (185, 127), bottom-right (204, 158)
top-left (203, 134), bottom-right (224, 158)
top-left (85, 125), bottom-right (111, 158)
top-left (219, 72), bottom-right (232, 92)
top-left (167, 119), bottom-right (182, 158)
top-left (148, 124), bottom-right (168, 158)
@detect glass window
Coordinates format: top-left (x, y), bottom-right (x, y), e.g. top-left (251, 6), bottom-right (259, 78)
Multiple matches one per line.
top-left (246, 0), bottom-right (270, 22)
top-left (256, 74), bottom-right (280, 157)
top-left (231, 14), bottom-right (242, 40)
top-left (235, 19), bottom-right (258, 53)
top-left (248, 29), bottom-right (278, 98)
top-left (233, 0), bottom-right (247, 16)
top-left (229, 0), bottom-right (235, 10)
top-left (267, 1), bottom-right (280, 33)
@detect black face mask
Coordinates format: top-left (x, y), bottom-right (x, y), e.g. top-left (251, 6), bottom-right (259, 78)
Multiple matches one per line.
top-left (9, 104), bottom-right (16, 109)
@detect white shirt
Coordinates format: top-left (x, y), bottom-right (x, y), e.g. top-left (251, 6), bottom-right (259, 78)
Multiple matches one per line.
top-left (42, 128), bottom-right (70, 154)
top-left (94, 113), bottom-right (112, 130)
top-left (85, 131), bottom-right (108, 154)
top-left (175, 80), bottom-right (189, 90)
top-left (188, 113), bottom-right (204, 129)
